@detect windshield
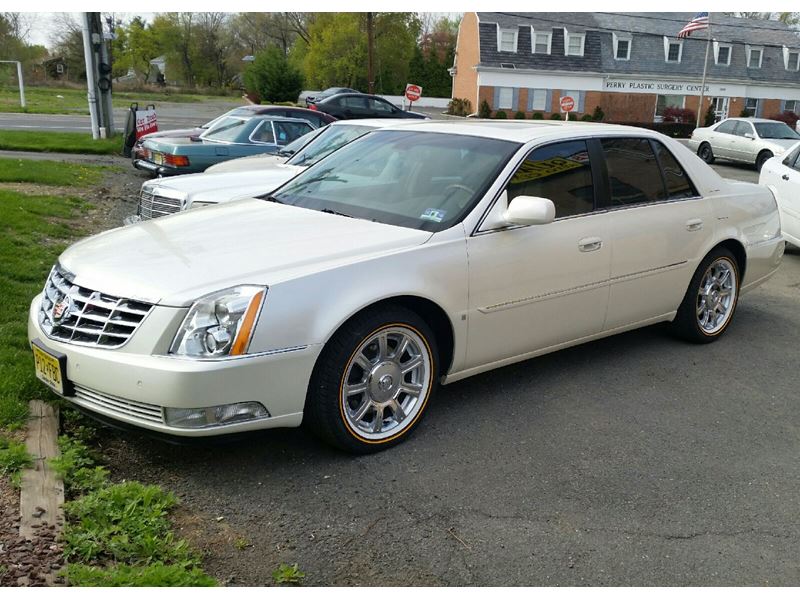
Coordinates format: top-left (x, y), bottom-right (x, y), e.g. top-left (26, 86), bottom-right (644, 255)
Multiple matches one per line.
top-left (286, 125), bottom-right (374, 167)
top-left (201, 117), bottom-right (250, 142)
top-left (278, 127), bottom-right (326, 156)
top-left (201, 108), bottom-right (253, 129)
top-left (755, 122), bottom-right (800, 139)
top-left (271, 130), bottom-right (520, 231)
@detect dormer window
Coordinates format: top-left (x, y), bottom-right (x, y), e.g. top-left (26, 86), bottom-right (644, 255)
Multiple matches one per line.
top-left (564, 29), bottom-right (585, 57)
top-left (664, 37), bottom-right (683, 63)
top-left (498, 27), bottom-right (518, 53)
top-left (714, 42), bottom-right (732, 66)
top-left (531, 27), bottom-right (552, 54)
top-left (784, 46), bottom-right (800, 71)
top-left (612, 33), bottom-right (631, 61)
top-left (747, 45), bottom-right (763, 68)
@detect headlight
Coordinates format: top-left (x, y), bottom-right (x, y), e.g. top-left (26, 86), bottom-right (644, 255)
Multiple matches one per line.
top-left (170, 285), bottom-right (266, 358)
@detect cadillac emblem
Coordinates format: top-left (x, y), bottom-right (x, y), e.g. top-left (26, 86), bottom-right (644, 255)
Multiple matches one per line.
top-left (52, 296), bottom-right (73, 323)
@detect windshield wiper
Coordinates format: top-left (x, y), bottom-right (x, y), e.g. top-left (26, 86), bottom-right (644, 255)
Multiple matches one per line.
top-left (262, 194), bottom-right (285, 204)
top-left (319, 208), bottom-right (353, 218)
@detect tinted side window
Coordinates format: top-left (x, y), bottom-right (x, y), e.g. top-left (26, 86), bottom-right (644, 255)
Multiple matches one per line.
top-left (782, 146), bottom-right (800, 168)
top-left (715, 120), bottom-right (737, 134)
top-left (250, 122), bottom-right (275, 144)
top-left (601, 138), bottom-right (664, 206)
top-left (369, 98), bottom-right (394, 113)
top-left (651, 140), bottom-right (698, 200)
top-left (343, 96), bottom-right (368, 109)
top-left (506, 140), bottom-right (594, 218)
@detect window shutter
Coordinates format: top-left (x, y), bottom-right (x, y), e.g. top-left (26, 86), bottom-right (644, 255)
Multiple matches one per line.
top-left (545, 89), bottom-right (553, 112)
top-left (780, 100), bottom-right (786, 113)
top-left (493, 87), bottom-right (500, 110)
top-left (527, 89), bottom-right (534, 111)
top-left (578, 91), bottom-right (586, 113)
top-left (512, 88), bottom-right (520, 112)
top-left (756, 101), bottom-right (763, 118)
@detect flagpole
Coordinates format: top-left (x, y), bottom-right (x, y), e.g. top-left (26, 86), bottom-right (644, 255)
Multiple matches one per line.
top-left (696, 13), bottom-right (712, 129)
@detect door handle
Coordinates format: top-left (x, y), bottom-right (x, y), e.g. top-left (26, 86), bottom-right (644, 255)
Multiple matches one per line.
top-left (686, 218), bottom-right (704, 232)
top-left (578, 237), bottom-right (603, 252)
top-left (783, 174), bottom-right (790, 181)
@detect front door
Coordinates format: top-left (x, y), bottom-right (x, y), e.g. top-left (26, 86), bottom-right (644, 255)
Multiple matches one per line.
top-left (710, 97), bottom-right (730, 122)
top-left (465, 139), bottom-right (611, 370)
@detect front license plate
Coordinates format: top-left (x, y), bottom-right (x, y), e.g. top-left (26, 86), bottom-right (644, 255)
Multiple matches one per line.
top-left (151, 151), bottom-right (164, 165)
top-left (31, 340), bottom-right (67, 395)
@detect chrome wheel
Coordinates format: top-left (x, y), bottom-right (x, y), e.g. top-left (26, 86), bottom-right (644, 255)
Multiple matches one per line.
top-left (341, 326), bottom-right (431, 441)
top-left (696, 257), bottom-right (737, 335)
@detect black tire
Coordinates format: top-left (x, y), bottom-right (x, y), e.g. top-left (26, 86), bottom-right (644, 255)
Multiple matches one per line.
top-left (698, 143), bottom-right (715, 164)
top-left (303, 304), bottom-right (439, 454)
top-left (756, 150), bottom-right (773, 172)
top-left (671, 247), bottom-right (741, 344)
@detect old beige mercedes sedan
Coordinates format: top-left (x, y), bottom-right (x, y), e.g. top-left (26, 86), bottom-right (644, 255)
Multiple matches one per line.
top-left (29, 121), bottom-right (783, 453)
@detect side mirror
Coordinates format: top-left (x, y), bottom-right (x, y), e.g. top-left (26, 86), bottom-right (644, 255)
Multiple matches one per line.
top-left (503, 196), bottom-right (556, 226)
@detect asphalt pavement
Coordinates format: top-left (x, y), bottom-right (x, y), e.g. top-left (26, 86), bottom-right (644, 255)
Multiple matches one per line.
top-left (98, 160), bottom-right (800, 586)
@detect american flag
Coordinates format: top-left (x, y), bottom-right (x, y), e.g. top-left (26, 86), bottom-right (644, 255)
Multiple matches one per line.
top-left (678, 12), bottom-right (709, 38)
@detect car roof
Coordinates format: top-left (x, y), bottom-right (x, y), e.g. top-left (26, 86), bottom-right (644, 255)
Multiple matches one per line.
top-left (724, 117), bottom-right (781, 123)
top-left (370, 119), bottom-right (663, 143)
top-left (246, 115), bottom-right (315, 123)
top-left (328, 118), bottom-right (419, 128)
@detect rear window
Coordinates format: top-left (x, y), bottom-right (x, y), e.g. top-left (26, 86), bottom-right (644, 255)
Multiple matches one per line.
top-left (715, 120), bottom-right (737, 134)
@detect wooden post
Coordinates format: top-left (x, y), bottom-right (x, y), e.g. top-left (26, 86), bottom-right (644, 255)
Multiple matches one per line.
top-left (19, 400), bottom-right (63, 540)
top-left (367, 12), bottom-right (375, 94)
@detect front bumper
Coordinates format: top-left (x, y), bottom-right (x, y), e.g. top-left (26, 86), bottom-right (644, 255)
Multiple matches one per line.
top-left (28, 293), bottom-right (321, 437)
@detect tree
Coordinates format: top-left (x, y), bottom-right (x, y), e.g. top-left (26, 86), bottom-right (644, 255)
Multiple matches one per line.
top-left (302, 12), bottom-right (419, 94)
top-left (49, 13), bottom-right (86, 81)
top-left (243, 45), bottom-right (303, 103)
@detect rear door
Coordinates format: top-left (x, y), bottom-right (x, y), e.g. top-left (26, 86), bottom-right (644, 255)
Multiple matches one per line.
top-left (340, 95), bottom-right (370, 119)
top-left (731, 120), bottom-right (757, 163)
top-left (600, 137), bottom-right (714, 330)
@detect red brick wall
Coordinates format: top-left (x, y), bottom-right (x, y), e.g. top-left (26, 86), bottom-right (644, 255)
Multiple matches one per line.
top-left (452, 13), bottom-right (480, 109)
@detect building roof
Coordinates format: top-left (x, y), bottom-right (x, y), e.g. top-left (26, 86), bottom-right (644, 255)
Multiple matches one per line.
top-left (475, 12), bottom-right (800, 85)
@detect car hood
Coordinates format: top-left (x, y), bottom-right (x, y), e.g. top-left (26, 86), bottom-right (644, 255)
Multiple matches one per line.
top-left (762, 139), bottom-right (800, 153)
top-left (145, 165), bottom-right (305, 201)
top-left (205, 153), bottom-right (287, 173)
top-left (58, 198), bottom-right (432, 307)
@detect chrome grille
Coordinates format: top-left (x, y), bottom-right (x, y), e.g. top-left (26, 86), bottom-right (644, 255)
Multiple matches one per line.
top-left (39, 266), bottom-right (153, 349)
top-left (138, 189), bottom-right (182, 220)
top-left (73, 385), bottom-right (164, 424)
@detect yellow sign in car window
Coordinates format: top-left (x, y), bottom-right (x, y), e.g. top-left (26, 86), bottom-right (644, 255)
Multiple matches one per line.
top-left (510, 156), bottom-right (585, 184)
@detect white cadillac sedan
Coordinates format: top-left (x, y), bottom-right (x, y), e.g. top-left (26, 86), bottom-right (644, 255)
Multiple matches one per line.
top-left (28, 122), bottom-right (784, 453)
top-left (759, 141), bottom-right (800, 247)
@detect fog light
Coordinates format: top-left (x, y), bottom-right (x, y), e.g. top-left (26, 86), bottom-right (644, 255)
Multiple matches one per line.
top-left (164, 402), bottom-right (270, 429)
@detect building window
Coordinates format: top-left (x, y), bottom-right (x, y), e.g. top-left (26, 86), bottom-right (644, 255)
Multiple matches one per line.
top-left (498, 28), bottom-right (518, 53)
top-left (531, 28), bottom-right (552, 54)
top-left (497, 87), bottom-right (513, 110)
top-left (747, 46), bottom-right (763, 68)
top-left (529, 89), bottom-right (547, 111)
top-left (785, 100), bottom-right (798, 113)
top-left (664, 38), bottom-right (683, 63)
top-left (564, 30), bottom-right (585, 57)
top-left (655, 95), bottom-right (685, 120)
top-left (784, 47), bottom-right (800, 71)
top-left (744, 98), bottom-right (759, 116)
top-left (714, 42), bottom-right (732, 66)
top-left (613, 33), bottom-right (631, 61)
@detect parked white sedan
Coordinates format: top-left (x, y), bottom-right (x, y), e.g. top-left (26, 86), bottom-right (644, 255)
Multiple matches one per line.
top-left (687, 117), bottom-right (800, 171)
top-left (759, 141), bottom-right (800, 247)
top-left (132, 120), bottom-right (399, 221)
top-left (29, 122), bottom-right (783, 453)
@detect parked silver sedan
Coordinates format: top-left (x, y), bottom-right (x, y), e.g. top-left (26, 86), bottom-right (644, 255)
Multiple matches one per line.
top-left (687, 117), bottom-right (800, 171)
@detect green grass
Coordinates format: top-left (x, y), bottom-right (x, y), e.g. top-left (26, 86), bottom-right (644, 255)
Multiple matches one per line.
top-left (0, 130), bottom-right (122, 155)
top-left (61, 481), bottom-right (215, 586)
top-left (0, 85), bottom-right (235, 115)
top-left (0, 435), bottom-right (32, 486)
top-left (50, 435), bottom-right (109, 498)
top-left (272, 563), bottom-right (306, 585)
top-left (0, 158), bottom-right (107, 186)
top-left (0, 190), bottom-right (87, 428)
top-left (61, 564), bottom-right (216, 587)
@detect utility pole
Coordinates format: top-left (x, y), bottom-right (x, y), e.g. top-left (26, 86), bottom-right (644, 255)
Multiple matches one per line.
top-left (81, 12), bottom-right (115, 139)
top-left (366, 12), bottom-right (375, 94)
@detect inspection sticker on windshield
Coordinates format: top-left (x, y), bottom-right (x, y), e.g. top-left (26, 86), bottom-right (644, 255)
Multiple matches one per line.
top-left (420, 208), bottom-right (446, 222)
